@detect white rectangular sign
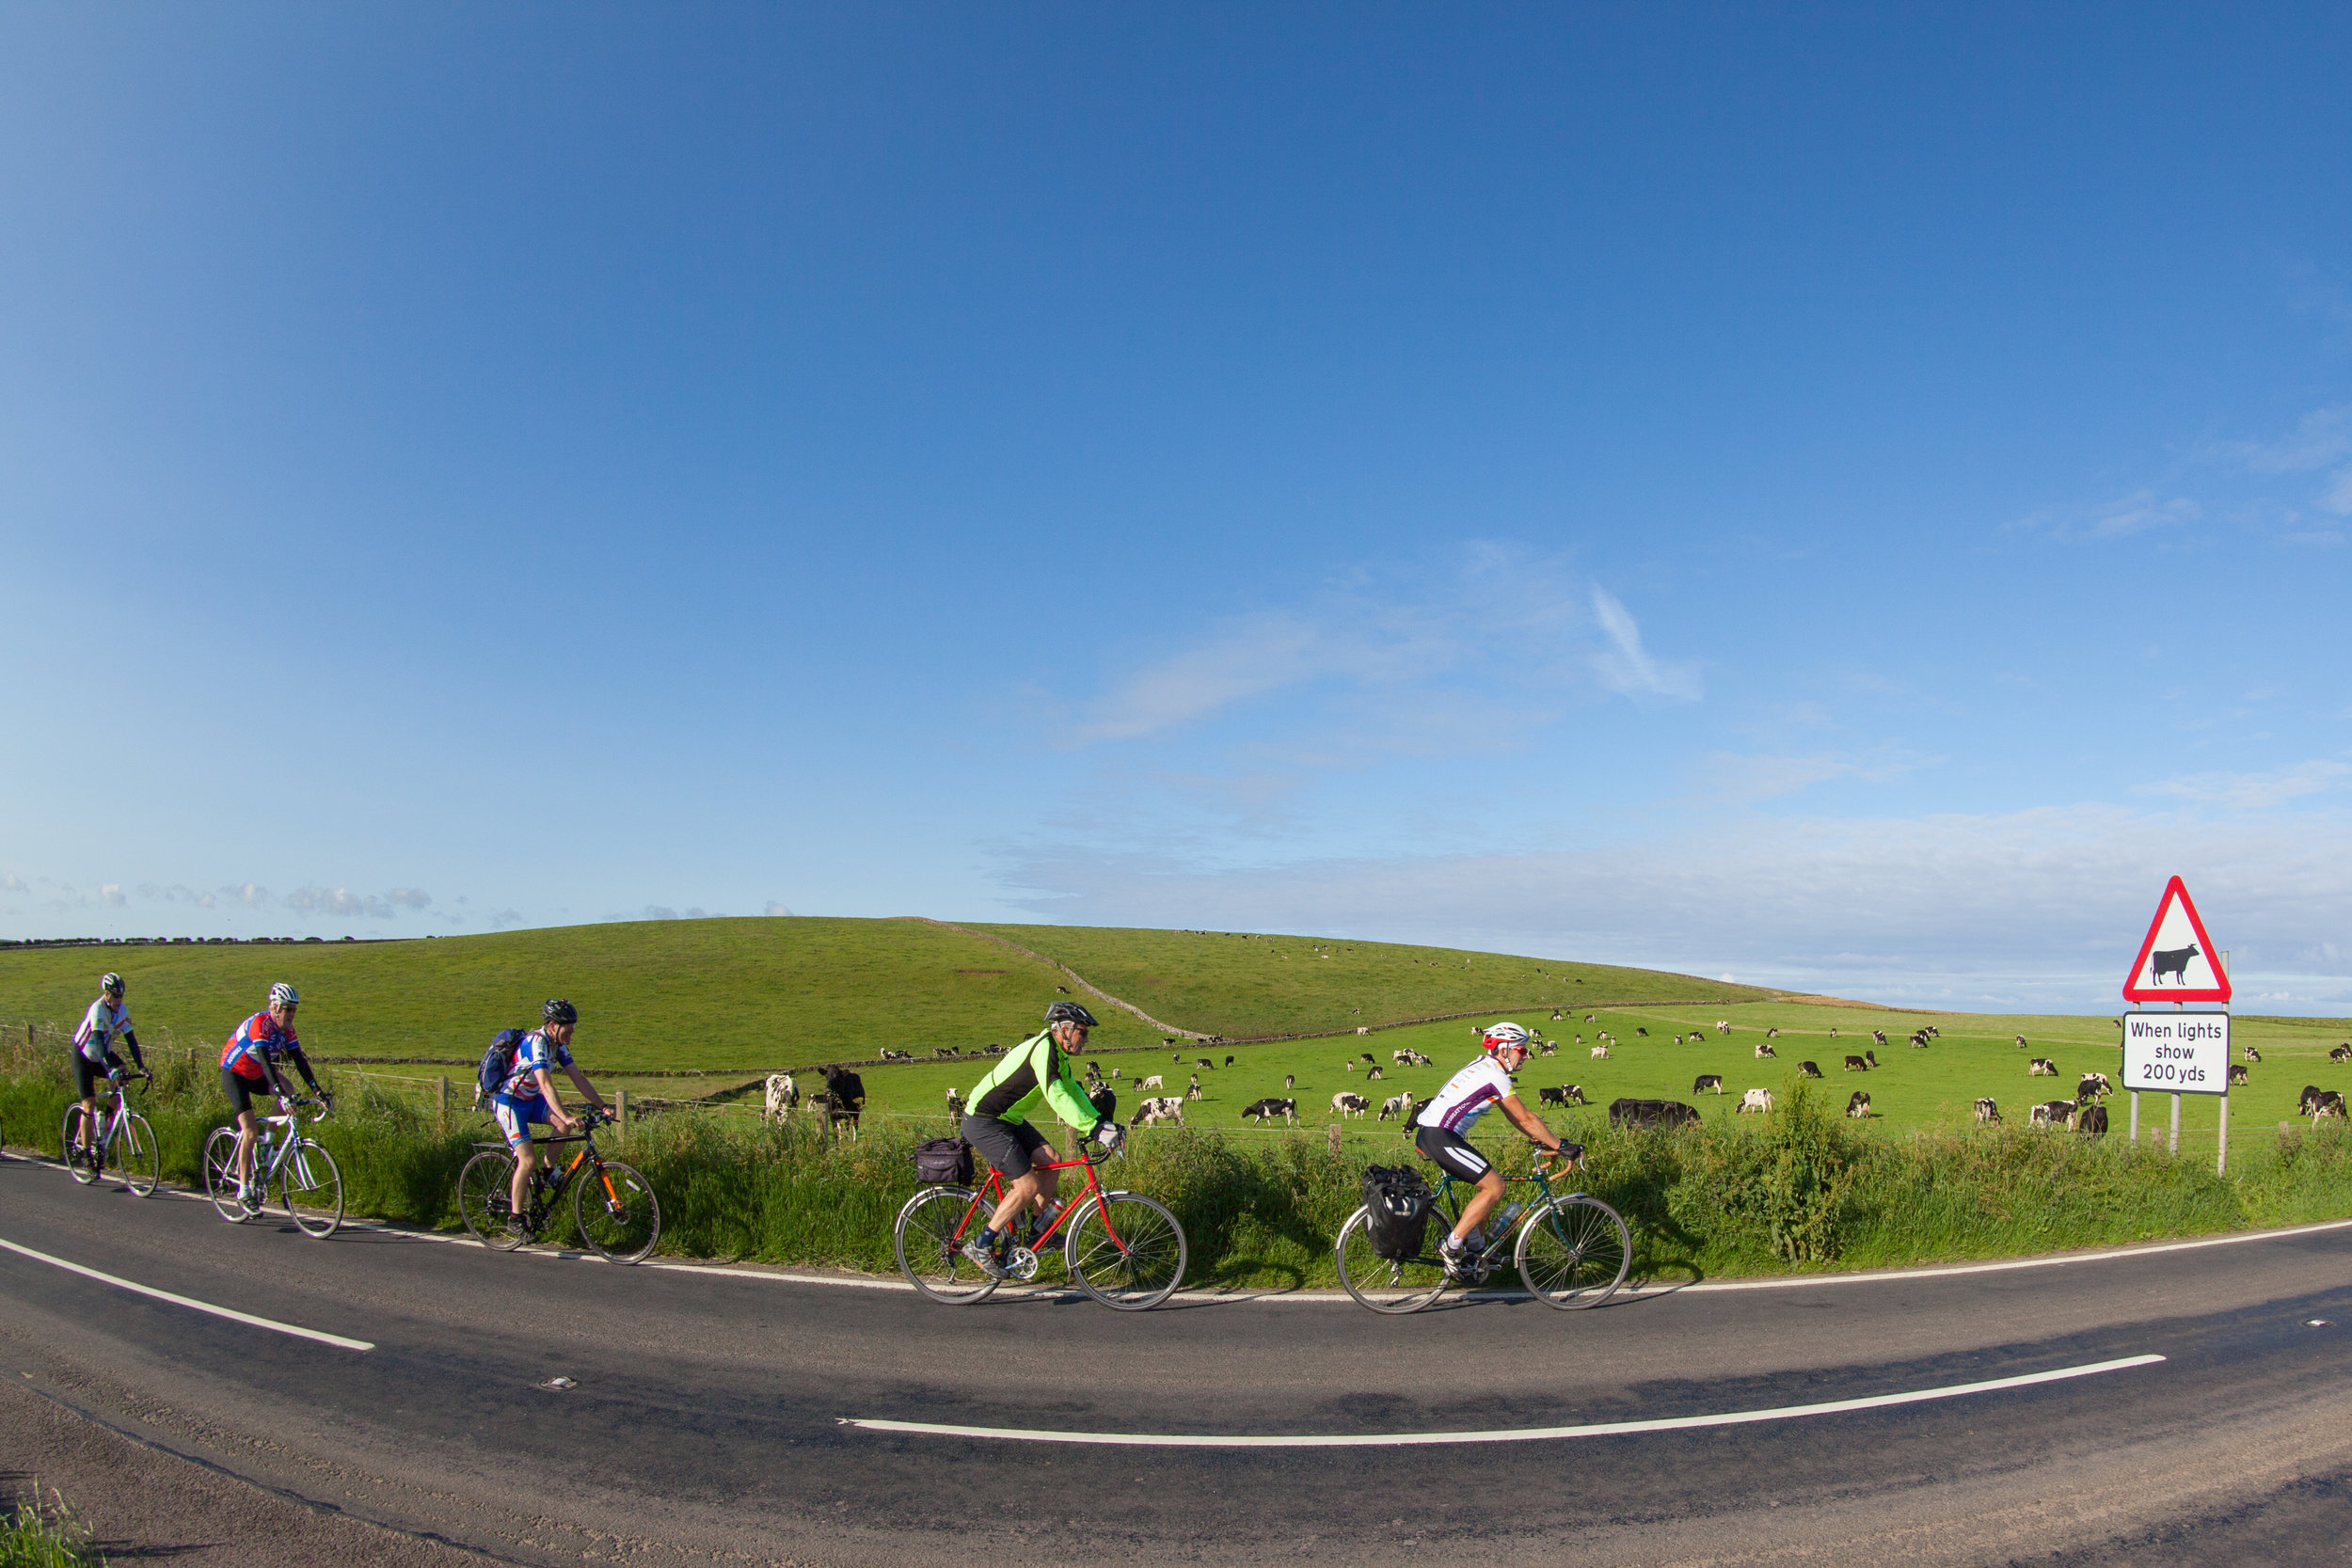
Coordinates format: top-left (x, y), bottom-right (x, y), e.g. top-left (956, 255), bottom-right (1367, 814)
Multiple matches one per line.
top-left (2120, 1013), bottom-right (2230, 1096)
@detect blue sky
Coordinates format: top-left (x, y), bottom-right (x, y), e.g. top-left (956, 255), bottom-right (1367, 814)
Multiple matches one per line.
top-left (7, 5), bottom-right (2351, 1011)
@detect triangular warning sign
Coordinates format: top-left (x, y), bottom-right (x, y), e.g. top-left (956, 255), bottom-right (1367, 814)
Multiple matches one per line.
top-left (2122, 876), bottom-right (2231, 1004)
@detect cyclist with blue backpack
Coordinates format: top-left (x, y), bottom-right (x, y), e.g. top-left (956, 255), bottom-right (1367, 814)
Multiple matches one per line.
top-left (487, 1000), bottom-right (609, 1241)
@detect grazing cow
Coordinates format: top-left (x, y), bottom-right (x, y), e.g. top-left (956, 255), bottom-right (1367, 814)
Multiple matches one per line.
top-left (1132, 1097), bottom-right (1184, 1128)
top-left (1974, 1097), bottom-right (2001, 1125)
top-left (1693, 1073), bottom-right (1724, 1095)
top-left (1539, 1041), bottom-right (1557, 1057)
top-left (1766, 1028), bottom-right (1780, 1038)
top-left (2080, 1071), bottom-right (2112, 1097)
top-left (1798, 1061), bottom-right (1824, 1079)
top-left (1110, 1067), bottom-right (1120, 1079)
top-left (762, 1073), bottom-right (799, 1123)
top-left (1360, 1053), bottom-right (1376, 1064)
top-left (1377, 1093), bottom-right (1415, 1121)
top-left (2316, 1091), bottom-right (2348, 1120)
top-left (2029, 1100), bottom-right (2075, 1128)
top-left (2014, 1035), bottom-right (2029, 1050)
top-left (1828, 1027), bottom-right (1839, 1038)
top-left (1538, 1085), bottom-right (1568, 1106)
top-left (1331, 1092), bottom-right (1371, 1119)
top-left (1755, 1042), bottom-right (1777, 1059)
top-left (1198, 1059), bottom-right (1216, 1070)
top-left (1844, 1054), bottom-right (1868, 1072)
top-left (1736, 1088), bottom-right (1773, 1115)
top-left (2075, 1103), bottom-right (2109, 1136)
top-left (2300, 1085), bottom-right (2328, 1116)
top-left (1186, 1084), bottom-right (1203, 1101)
top-left (1393, 1050), bottom-right (1415, 1065)
top-left (2331, 1045), bottom-right (2352, 1063)
top-left (819, 1067), bottom-right (866, 1137)
top-left (945, 1086), bottom-right (965, 1117)
top-left (1845, 1091), bottom-right (1871, 1118)
top-left (2150, 943), bottom-right (2201, 985)
top-left (1356, 1026), bottom-right (1371, 1037)
top-left (1173, 1053), bottom-right (1184, 1062)
top-left (1225, 1055), bottom-right (1235, 1067)
top-left (1866, 1050), bottom-right (1879, 1069)
top-left (1609, 1098), bottom-right (1703, 1130)
top-left (1872, 1030), bottom-right (1889, 1048)
top-left (1715, 1022), bottom-right (1731, 1036)
top-left (1909, 1031), bottom-right (1930, 1049)
top-left (2028, 1058), bottom-right (2058, 1077)
top-left (1366, 1066), bottom-right (1385, 1081)
top-left (1636, 1026), bottom-right (1649, 1037)
top-left (1591, 1044), bottom-right (1610, 1059)
top-left (2244, 1045), bottom-right (2262, 1063)
top-left (1584, 1015), bottom-right (1595, 1022)
top-left (1088, 1085), bottom-right (1117, 1121)
top-left (1245, 1098), bottom-right (1298, 1126)
top-left (1140, 1075), bottom-right (1164, 1090)
top-left (1283, 1073), bottom-right (1295, 1090)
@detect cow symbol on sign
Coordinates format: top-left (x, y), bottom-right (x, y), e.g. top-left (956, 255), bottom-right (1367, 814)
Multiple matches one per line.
top-left (2150, 944), bottom-right (2201, 985)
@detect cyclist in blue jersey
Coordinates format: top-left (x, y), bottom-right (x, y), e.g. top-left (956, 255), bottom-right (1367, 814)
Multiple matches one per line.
top-left (1414, 1022), bottom-right (1572, 1280)
top-left (491, 1000), bottom-right (610, 1240)
top-left (70, 974), bottom-right (147, 1163)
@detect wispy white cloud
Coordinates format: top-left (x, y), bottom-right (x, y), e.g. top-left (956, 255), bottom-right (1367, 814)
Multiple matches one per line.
top-left (1590, 588), bottom-right (1701, 701)
top-left (1705, 746), bottom-right (1933, 802)
top-left (2208, 404), bottom-right (2352, 474)
top-left (2139, 759), bottom-right (2352, 810)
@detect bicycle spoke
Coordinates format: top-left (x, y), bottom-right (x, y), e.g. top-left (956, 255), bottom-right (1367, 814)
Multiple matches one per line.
top-left (202, 1128), bottom-right (247, 1222)
top-left (457, 1150), bottom-right (527, 1249)
top-left (1065, 1194), bottom-right (1186, 1310)
top-left (893, 1186), bottom-right (999, 1304)
top-left (118, 1114), bottom-right (160, 1197)
top-left (282, 1139), bottom-right (344, 1239)
top-left (575, 1159), bottom-right (660, 1263)
top-left (1516, 1195), bottom-right (1630, 1308)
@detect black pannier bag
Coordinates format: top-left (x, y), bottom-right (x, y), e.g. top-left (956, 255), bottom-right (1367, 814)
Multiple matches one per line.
top-left (1361, 1164), bottom-right (1434, 1260)
top-left (913, 1137), bottom-right (974, 1185)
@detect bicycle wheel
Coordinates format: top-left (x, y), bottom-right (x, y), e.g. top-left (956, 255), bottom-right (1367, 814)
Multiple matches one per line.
top-left (1516, 1194), bottom-right (1630, 1309)
top-left (281, 1138), bottom-right (344, 1239)
top-left (61, 1106), bottom-right (96, 1186)
top-left (1064, 1192), bottom-right (1186, 1310)
top-left (202, 1128), bottom-right (248, 1222)
top-left (575, 1158), bottom-right (660, 1264)
top-left (1334, 1205), bottom-right (1450, 1313)
top-left (893, 1186), bottom-right (999, 1305)
top-left (113, 1113), bottom-right (160, 1197)
top-left (457, 1149), bottom-right (527, 1249)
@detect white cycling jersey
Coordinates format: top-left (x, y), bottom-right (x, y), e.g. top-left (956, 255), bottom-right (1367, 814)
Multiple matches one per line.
top-left (1415, 1055), bottom-right (1516, 1136)
top-left (72, 998), bottom-right (132, 1062)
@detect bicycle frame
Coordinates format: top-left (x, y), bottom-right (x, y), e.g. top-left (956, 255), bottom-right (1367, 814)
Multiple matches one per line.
top-left (483, 1122), bottom-right (626, 1232)
top-left (946, 1145), bottom-right (1121, 1254)
top-left (1419, 1151), bottom-right (1582, 1266)
top-left (89, 1078), bottom-right (140, 1154)
top-left (252, 1103), bottom-right (326, 1186)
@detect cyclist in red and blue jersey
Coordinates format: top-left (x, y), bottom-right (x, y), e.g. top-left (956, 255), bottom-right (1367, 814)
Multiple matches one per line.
top-left (492, 1000), bottom-right (609, 1239)
top-left (221, 983), bottom-right (329, 1212)
top-left (1414, 1022), bottom-right (1571, 1279)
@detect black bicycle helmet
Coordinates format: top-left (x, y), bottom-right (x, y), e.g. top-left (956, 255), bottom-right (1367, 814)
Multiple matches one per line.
top-left (1044, 1000), bottom-right (1100, 1029)
top-left (543, 998), bottom-right (579, 1025)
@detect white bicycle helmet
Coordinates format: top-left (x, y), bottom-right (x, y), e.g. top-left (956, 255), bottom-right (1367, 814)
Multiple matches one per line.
top-left (1481, 1022), bottom-right (1532, 1054)
top-left (268, 982), bottom-right (300, 1008)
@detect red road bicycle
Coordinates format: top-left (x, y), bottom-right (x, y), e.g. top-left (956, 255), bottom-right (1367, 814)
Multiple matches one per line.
top-left (893, 1138), bottom-right (1187, 1310)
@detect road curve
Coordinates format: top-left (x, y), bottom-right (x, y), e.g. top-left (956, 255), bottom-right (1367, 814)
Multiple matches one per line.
top-left (1, 1153), bottom-right (2347, 1566)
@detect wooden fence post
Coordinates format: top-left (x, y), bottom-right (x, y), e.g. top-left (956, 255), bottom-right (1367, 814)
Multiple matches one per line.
top-left (1327, 1123), bottom-right (1342, 1160)
top-left (615, 1088), bottom-right (628, 1146)
top-left (436, 1075), bottom-right (449, 1133)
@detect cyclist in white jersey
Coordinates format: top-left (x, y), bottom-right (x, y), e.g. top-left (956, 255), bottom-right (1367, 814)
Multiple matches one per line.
top-left (70, 974), bottom-right (147, 1160)
top-left (1414, 1022), bottom-right (1571, 1279)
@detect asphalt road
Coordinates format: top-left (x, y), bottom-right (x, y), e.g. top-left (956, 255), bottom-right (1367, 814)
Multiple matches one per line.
top-left (1, 1152), bottom-right (2347, 1567)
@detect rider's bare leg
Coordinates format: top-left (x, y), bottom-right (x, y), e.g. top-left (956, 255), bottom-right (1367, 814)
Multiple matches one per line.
top-left (232, 1109), bottom-right (260, 1187)
top-left (987, 1164), bottom-right (1060, 1235)
top-left (508, 1138), bottom-right (538, 1221)
top-left (1450, 1169), bottom-right (1507, 1245)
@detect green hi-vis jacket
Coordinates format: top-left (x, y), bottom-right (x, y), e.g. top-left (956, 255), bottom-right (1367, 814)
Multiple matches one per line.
top-left (967, 1029), bottom-right (1100, 1130)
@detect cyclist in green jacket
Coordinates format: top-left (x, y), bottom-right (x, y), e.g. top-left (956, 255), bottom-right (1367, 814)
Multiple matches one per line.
top-left (959, 1001), bottom-right (1121, 1279)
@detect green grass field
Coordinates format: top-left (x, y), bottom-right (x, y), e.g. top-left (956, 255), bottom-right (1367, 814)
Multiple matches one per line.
top-left (0, 915), bottom-right (1772, 1072)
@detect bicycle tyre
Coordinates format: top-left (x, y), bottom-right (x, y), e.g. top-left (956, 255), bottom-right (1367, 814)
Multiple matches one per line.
top-left (1515, 1193), bottom-right (1630, 1309)
top-left (1064, 1192), bottom-right (1186, 1310)
top-left (457, 1149), bottom-right (527, 1249)
top-left (61, 1107), bottom-right (96, 1186)
top-left (201, 1127), bottom-right (248, 1223)
top-left (893, 1185), bottom-right (1000, 1304)
top-left (116, 1113), bottom-right (160, 1197)
top-left (575, 1158), bottom-right (660, 1264)
top-left (281, 1138), bottom-right (344, 1239)
top-left (1334, 1205), bottom-right (1450, 1313)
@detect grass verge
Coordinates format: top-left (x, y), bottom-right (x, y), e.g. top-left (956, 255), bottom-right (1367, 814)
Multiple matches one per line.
top-left (1, 1486), bottom-right (103, 1567)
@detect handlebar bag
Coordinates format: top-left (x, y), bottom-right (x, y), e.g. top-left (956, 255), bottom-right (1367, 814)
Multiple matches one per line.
top-left (913, 1137), bottom-right (975, 1185)
top-left (1362, 1164), bottom-right (1433, 1260)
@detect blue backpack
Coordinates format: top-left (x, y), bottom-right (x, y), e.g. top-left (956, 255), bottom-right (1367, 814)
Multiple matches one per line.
top-left (476, 1028), bottom-right (530, 1101)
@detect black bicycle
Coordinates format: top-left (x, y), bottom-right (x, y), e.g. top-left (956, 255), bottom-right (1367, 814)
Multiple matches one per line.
top-left (1334, 1144), bottom-right (1631, 1313)
top-left (455, 1106), bottom-right (660, 1264)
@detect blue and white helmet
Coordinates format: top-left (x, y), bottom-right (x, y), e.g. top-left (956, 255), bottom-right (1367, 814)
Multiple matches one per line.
top-left (268, 982), bottom-right (299, 1008)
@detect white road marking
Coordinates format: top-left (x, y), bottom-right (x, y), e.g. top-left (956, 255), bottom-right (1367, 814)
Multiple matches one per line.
top-left (844, 1354), bottom-right (2167, 1447)
top-left (0, 1236), bottom-right (374, 1352)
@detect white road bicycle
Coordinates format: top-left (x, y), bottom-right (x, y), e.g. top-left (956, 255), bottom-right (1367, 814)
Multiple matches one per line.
top-left (202, 1098), bottom-right (344, 1239)
top-left (60, 1070), bottom-right (159, 1198)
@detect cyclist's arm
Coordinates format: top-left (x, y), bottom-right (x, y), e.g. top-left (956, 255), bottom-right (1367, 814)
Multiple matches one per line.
top-left (1497, 1095), bottom-right (1566, 1154)
top-left (281, 1045), bottom-right (323, 1095)
top-left (120, 1029), bottom-right (146, 1070)
top-left (561, 1061), bottom-right (605, 1114)
top-left (1041, 1065), bottom-right (1101, 1132)
top-left (533, 1065), bottom-right (577, 1128)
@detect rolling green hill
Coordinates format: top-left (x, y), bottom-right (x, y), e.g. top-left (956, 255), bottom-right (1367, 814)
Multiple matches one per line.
top-left (0, 915), bottom-right (1777, 1072)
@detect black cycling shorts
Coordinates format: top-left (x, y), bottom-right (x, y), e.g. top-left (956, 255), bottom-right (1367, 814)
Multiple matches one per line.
top-left (962, 1115), bottom-right (1053, 1180)
top-left (72, 1052), bottom-right (124, 1101)
top-left (222, 1067), bottom-right (282, 1117)
top-left (1415, 1123), bottom-right (1493, 1182)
